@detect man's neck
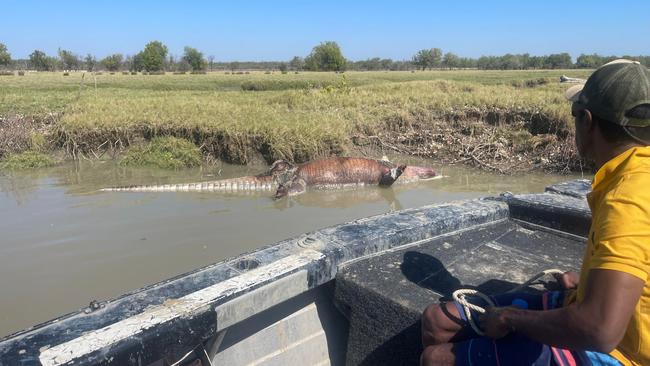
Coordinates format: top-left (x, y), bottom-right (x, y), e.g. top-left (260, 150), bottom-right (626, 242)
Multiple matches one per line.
top-left (594, 141), bottom-right (643, 170)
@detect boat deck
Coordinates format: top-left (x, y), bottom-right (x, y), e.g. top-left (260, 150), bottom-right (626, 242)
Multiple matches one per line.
top-left (335, 218), bottom-right (586, 365)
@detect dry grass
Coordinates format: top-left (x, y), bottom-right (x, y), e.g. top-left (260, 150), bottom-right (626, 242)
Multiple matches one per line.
top-left (0, 70), bottom-right (593, 171)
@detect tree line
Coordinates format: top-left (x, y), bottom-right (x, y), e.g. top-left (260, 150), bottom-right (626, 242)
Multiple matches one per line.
top-left (1, 41), bottom-right (649, 72)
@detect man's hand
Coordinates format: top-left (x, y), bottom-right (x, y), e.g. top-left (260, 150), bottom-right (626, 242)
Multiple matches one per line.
top-left (479, 307), bottom-right (514, 339)
top-left (553, 271), bottom-right (580, 289)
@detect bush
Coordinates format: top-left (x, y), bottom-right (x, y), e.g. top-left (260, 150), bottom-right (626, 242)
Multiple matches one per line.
top-left (131, 72), bottom-right (137, 75)
top-left (18, 71), bottom-right (25, 76)
top-left (173, 71), bottom-right (186, 75)
top-left (224, 71), bottom-right (230, 74)
top-left (304, 41), bottom-right (346, 71)
top-left (120, 136), bottom-right (202, 169)
top-left (240, 79), bottom-right (335, 91)
top-left (147, 71), bottom-right (165, 75)
top-left (0, 151), bottom-right (55, 170)
top-left (63, 72), bottom-right (69, 76)
top-left (95, 72), bottom-right (103, 75)
top-left (0, 71), bottom-right (13, 76)
top-left (109, 72), bottom-right (115, 75)
top-left (122, 71), bottom-right (128, 75)
top-left (190, 70), bottom-right (207, 74)
top-left (511, 78), bottom-right (551, 88)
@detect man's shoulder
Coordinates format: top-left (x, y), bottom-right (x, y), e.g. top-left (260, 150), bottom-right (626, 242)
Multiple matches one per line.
top-left (609, 170), bottom-right (650, 199)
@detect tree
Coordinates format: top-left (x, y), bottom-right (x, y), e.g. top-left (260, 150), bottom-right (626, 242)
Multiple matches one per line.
top-left (576, 54), bottom-right (604, 68)
top-left (413, 49), bottom-right (429, 70)
top-left (545, 53), bottom-right (573, 69)
top-left (364, 57), bottom-right (382, 71)
top-left (84, 54), bottom-right (96, 71)
top-left (289, 56), bottom-right (304, 71)
top-left (428, 48), bottom-right (443, 69)
top-left (456, 57), bottom-right (474, 69)
top-left (526, 55), bottom-right (545, 69)
top-left (29, 50), bottom-right (55, 71)
top-left (132, 52), bottom-right (145, 72)
top-left (304, 41), bottom-right (346, 71)
top-left (101, 54), bottom-right (123, 71)
top-left (519, 53), bottom-right (531, 70)
top-left (278, 62), bottom-right (288, 73)
top-left (501, 54), bottom-right (523, 70)
top-left (0, 43), bottom-right (11, 68)
top-left (413, 49), bottom-right (441, 70)
top-left (442, 52), bottom-right (459, 69)
top-left (182, 46), bottom-right (206, 71)
top-left (177, 59), bottom-right (190, 72)
top-left (166, 54), bottom-right (176, 71)
top-left (141, 40), bottom-right (168, 72)
top-left (208, 55), bottom-right (215, 71)
top-left (123, 55), bottom-right (134, 72)
top-left (381, 58), bottom-right (394, 70)
top-left (230, 61), bottom-right (240, 72)
top-left (58, 48), bottom-right (79, 70)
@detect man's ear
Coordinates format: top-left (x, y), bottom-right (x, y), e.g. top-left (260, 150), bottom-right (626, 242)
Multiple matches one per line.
top-left (583, 109), bottom-right (595, 130)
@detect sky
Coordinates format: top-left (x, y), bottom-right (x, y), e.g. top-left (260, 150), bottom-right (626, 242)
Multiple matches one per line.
top-left (2, 0), bottom-right (649, 62)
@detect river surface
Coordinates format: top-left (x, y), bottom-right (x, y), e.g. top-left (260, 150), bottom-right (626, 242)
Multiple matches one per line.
top-left (0, 156), bottom-right (586, 337)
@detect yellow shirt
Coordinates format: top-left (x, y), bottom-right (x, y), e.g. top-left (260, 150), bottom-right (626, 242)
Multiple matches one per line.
top-left (575, 146), bottom-right (650, 366)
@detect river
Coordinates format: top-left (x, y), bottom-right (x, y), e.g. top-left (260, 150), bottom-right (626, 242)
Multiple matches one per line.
top-left (0, 156), bottom-right (586, 337)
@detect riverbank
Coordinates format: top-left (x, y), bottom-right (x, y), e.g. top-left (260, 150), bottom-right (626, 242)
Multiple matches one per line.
top-left (0, 70), bottom-right (591, 173)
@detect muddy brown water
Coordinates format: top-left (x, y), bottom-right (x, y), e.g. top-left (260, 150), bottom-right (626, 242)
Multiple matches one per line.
top-left (0, 156), bottom-right (586, 337)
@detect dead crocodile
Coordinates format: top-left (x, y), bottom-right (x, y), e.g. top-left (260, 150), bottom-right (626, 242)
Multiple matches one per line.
top-left (100, 157), bottom-right (439, 198)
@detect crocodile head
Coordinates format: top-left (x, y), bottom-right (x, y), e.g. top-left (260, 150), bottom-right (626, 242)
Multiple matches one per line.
top-left (268, 159), bottom-right (298, 186)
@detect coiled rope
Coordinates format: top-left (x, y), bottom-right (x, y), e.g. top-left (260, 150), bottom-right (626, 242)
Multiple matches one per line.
top-left (452, 269), bottom-right (565, 336)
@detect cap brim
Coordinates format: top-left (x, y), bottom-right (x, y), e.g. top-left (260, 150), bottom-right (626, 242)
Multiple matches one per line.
top-left (565, 84), bottom-right (584, 102)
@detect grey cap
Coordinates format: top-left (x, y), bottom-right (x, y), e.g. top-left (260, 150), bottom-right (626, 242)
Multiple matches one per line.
top-left (565, 59), bottom-right (650, 127)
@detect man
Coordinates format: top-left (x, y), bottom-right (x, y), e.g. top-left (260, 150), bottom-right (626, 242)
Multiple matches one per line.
top-left (421, 59), bottom-right (650, 366)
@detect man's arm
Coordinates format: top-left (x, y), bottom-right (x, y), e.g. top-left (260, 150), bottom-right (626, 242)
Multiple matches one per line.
top-left (481, 269), bottom-right (643, 352)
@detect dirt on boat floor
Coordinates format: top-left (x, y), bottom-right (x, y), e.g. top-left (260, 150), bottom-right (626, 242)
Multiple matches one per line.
top-left (0, 111), bottom-right (586, 174)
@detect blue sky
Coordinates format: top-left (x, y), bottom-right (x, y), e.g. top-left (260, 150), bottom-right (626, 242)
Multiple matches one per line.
top-left (2, 0), bottom-right (649, 61)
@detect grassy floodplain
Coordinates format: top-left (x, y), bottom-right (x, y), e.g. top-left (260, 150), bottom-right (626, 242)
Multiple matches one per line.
top-left (0, 69), bottom-right (592, 172)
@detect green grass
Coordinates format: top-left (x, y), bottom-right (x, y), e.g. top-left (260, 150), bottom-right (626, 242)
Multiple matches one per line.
top-left (120, 136), bottom-right (202, 169)
top-left (0, 151), bottom-right (55, 170)
top-left (0, 70), bottom-right (593, 167)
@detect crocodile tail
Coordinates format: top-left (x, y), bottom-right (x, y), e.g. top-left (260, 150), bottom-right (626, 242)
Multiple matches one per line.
top-left (100, 175), bottom-right (277, 193)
